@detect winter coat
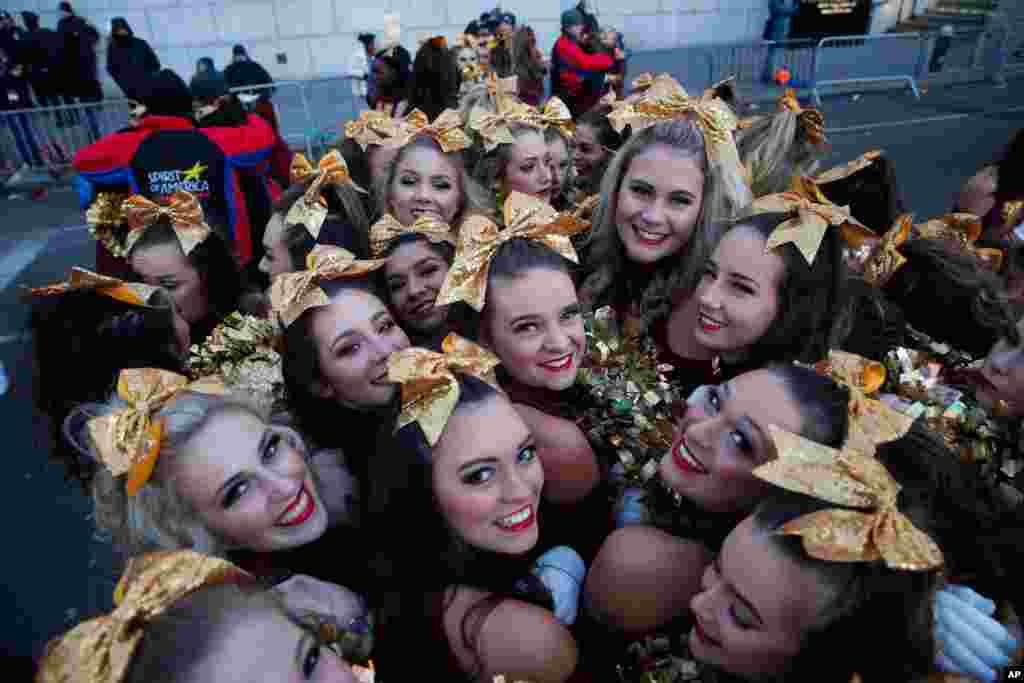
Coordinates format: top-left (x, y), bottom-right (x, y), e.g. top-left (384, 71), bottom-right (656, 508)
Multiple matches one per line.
top-left (107, 32), bottom-right (160, 99)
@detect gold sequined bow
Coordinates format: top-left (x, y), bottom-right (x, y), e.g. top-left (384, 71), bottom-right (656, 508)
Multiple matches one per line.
top-left (469, 98), bottom-right (543, 152)
top-left (631, 73), bottom-right (655, 93)
top-left (286, 150), bottom-right (366, 240)
top-left (87, 369), bottom-right (226, 496)
top-left (778, 89), bottom-right (828, 147)
top-left (369, 213), bottom-right (456, 258)
top-left (37, 550), bottom-right (251, 683)
top-left (436, 192), bottom-right (589, 311)
top-left (269, 245), bottom-right (387, 328)
top-left (607, 74), bottom-right (752, 209)
top-left (344, 110), bottom-right (405, 151)
top-left (858, 214), bottom-right (914, 287)
top-left (745, 179), bottom-right (866, 265)
top-left (814, 150), bottom-right (883, 185)
top-left (388, 333), bottom-right (501, 445)
top-left (915, 213), bottom-right (1005, 273)
top-left (393, 108), bottom-right (474, 153)
top-left (25, 267), bottom-right (159, 307)
top-left (86, 192), bottom-right (131, 257)
top-left (462, 62), bottom-right (486, 85)
top-left (1002, 199), bottom-right (1024, 231)
top-left (753, 425), bottom-right (944, 571)
top-left (530, 97), bottom-right (575, 139)
top-left (811, 350), bottom-right (915, 458)
top-left (122, 191), bottom-right (212, 257)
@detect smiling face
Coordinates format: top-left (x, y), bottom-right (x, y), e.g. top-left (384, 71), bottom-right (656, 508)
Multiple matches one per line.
top-left (659, 370), bottom-right (805, 513)
top-left (614, 144), bottom-right (705, 265)
top-left (172, 409), bottom-right (329, 552)
top-left (385, 239), bottom-right (451, 337)
top-left (574, 123), bottom-right (607, 185)
top-left (689, 515), bottom-right (836, 679)
top-left (389, 145), bottom-right (463, 227)
top-left (455, 47), bottom-right (478, 71)
top-left (130, 242), bottom-right (210, 326)
top-left (484, 268), bottom-right (585, 392)
top-left (258, 213), bottom-right (295, 282)
top-left (307, 288), bottom-right (411, 410)
top-left (694, 225), bottom-right (784, 355)
top-left (978, 316), bottom-right (1024, 415)
top-left (188, 599), bottom-right (358, 683)
top-left (433, 394), bottom-right (544, 555)
top-left (502, 130), bottom-right (553, 203)
top-left (547, 134), bottom-right (571, 200)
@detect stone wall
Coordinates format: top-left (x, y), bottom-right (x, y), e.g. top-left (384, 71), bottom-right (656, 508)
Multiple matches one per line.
top-left (1, 0), bottom-right (774, 95)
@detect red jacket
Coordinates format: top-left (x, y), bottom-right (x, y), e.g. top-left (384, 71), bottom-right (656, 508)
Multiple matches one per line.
top-left (552, 35), bottom-right (614, 98)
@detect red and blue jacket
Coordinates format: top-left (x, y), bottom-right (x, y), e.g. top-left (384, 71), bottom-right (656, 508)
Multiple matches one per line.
top-left (74, 113), bottom-right (279, 267)
top-left (551, 34), bottom-right (615, 101)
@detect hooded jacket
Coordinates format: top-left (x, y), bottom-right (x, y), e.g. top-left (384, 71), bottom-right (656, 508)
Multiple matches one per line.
top-left (106, 18), bottom-right (160, 100)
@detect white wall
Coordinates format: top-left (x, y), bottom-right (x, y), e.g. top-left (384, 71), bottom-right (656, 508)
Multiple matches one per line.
top-left (1, 0), bottom-right (773, 95)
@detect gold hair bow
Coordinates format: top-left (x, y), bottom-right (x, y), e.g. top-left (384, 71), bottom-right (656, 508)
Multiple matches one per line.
top-left (858, 214), bottom-right (913, 287)
top-left (530, 97), bottom-right (575, 139)
top-left (368, 213), bottom-right (456, 258)
top-left (344, 110), bottom-right (405, 151)
top-left (462, 62), bottom-right (486, 85)
top-left (607, 74), bottom-right (752, 209)
top-left (1001, 199), bottom-right (1024, 231)
top-left (87, 192), bottom-right (131, 258)
top-left (25, 267), bottom-right (159, 307)
top-left (122, 191), bottom-right (212, 257)
top-left (778, 89), bottom-right (827, 147)
top-left (631, 73), bottom-right (655, 93)
top-left (436, 192), bottom-right (589, 311)
top-left (269, 245), bottom-right (387, 327)
top-left (811, 350), bottom-right (914, 458)
top-left (388, 333), bottom-right (501, 445)
top-left (37, 550), bottom-right (251, 683)
top-left (394, 109), bottom-right (473, 153)
top-left (753, 425), bottom-right (944, 571)
top-left (87, 369), bottom-right (226, 496)
top-left (814, 150), bottom-right (882, 186)
top-left (915, 213), bottom-right (1005, 273)
top-left (286, 150), bottom-right (366, 240)
top-left (745, 179), bottom-right (866, 265)
top-left (469, 98), bottom-right (541, 152)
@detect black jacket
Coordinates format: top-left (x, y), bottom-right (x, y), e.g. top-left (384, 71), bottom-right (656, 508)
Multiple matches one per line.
top-left (0, 26), bottom-right (25, 66)
top-left (224, 58), bottom-right (273, 99)
top-left (56, 15), bottom-right (99, 79)
top-left (19, 27), bottom-right (62, 86)
top-left (0, 70), bottom-right (34, 111)
top-left (106, 33), bottom-right (160, 99)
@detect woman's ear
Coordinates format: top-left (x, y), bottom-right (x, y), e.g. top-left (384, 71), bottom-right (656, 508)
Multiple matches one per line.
top-left (313, 378), bottom-right (336, 400)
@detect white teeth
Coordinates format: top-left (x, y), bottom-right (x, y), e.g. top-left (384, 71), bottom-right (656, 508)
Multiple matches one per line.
top-left (277, 488), bottom-right (310, 525)
top-left (699, 312), bottom-right (724, 326)
top-left (497, 506), bottom-right (531, 528)
top-left (541, 354), bottom-right (572, 369)
top-left (636, 227), bottom-right (669, 242)
top-left (675, 442), bottom-right (706, 472)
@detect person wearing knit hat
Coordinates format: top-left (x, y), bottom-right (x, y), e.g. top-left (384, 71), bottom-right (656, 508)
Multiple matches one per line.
top-left (106, 16), bottom-right (160, 100)
top-left (552, 7), bottom-right (621, 117)
top-left (224, 42), bottom-right (274, 106)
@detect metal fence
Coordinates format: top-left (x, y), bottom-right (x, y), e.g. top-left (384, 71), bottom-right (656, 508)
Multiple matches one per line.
top-left (0, 24), bottom-right (1014, 175)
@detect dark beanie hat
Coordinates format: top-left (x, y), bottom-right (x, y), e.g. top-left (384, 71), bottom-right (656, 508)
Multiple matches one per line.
top-left (136, 69), bottom-right (194, 118)
top-left (21, 12), bottom-right (40, 30)
top-left (111, 17), bottom-right (131, 34)
top-left (232, 44), bottom-right (247, 57)
top-left (58, 3), bottom-right (72, 13)
top-left (561, 9), bottom-right (584, 28)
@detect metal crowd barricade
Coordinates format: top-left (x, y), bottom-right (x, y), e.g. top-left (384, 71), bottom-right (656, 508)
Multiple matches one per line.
top-left (229, 81), bottom-right (314, 158)
top-left (0, 99), bottom-right (131, 171)
top-left (708, 39), bottom-right (818, 89)
top-left (811, 32), bottom-right (925, 105)
top-left (301, 75), bottom-right (367, 158)
top-left (625, 46), bottom-right (714, 93)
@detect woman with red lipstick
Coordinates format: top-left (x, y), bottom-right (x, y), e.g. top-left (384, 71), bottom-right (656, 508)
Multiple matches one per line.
top-left (572, 104), bottom-right (626, 201)
top-left (368, 341), bottom-right (583, 683)
top-left (473, 122), bottom-right (556, 208)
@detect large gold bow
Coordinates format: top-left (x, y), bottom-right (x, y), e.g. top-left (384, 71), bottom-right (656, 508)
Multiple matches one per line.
top-left (87, 369), bottom-right (226, 496)
top-left (857, 214), bottom-right (913, 287)
top-left (122, 191), bottom-right (212, 257)
top-left (753, 425), bottom-right (944, 571)
top-left (469, 99), bottom-right (542, 152)
top-left (814, 150), bottom-right (882, 186)
top-left (778, 89), bottom-right (828, 147)
top-left (37, 550), bottom-right (250, 683)
top-left (915, 213), bottom-right (1005, 273)
top-left (530, 97), bottom-right (575, 140)
top-left (25, 267), bottom-right (159, 307)
top-left (286, 150), bottom-right (366, 240)
top-left (86, 193), bottom-right (131, 257)
top-left (436, 192), bottom-right (589, 311)
top-left (631, 72), bottom-right (655, 93)
top-left (388, 333), bottom-right (501, 445)
top-left (1001, 199), bottom-right (1024, 231)
top-left (269, 245), bottom-right (387, 327)
top-left (811, 350), bottom-right (915, 458)
top-left (462, 62), bottom-right (486, 85)
top-left (393, 109), bottom-right (473, 153)
top-left (607, 74), bottom-right (752, 210)
top-left (745, 179), bottom-right (866, 265)
top-left (344, 110), bottom-right (405, 151)
top-left (368, 213), bottom-right (456, 258)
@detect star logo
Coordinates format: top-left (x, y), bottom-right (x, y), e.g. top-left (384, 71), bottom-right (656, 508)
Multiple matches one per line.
top-left (182, 161), bottom-right (208, 182)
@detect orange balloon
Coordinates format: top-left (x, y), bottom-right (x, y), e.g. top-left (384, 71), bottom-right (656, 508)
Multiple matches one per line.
top-left (775, 68), bottom-right (792, 85)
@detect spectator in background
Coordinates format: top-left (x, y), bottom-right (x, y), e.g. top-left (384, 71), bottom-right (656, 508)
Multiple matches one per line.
top-left (0, 51), bottom-right (42, 168)
top-left (56, 2), bottom-right (101, 139)
top-left (552, 8), bottom-right (621, 118)
top-left (350, 33), bottom-right (374, 110)
top-left (190, 57), bottom-right (219, 90)
top-left (20, 12), bottom-right (65, 120)
top-left (512, 25), bottom-right (546, 106)
top-left (403, 36), bottom-right (460, 121)
top-left (371, 41), bottom-right (411, 116)
top-left (106, 17), bottom-right (160, 100)
top-left (224, 44), bottom-right (275, 125)
top-left (496, 12), bottom-right (517, 40)
top-left (0, 11), bottom-right (25, 69)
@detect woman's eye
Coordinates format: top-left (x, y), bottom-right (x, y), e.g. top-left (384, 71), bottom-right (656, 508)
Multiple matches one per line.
top-left (400, 177), bottom-right (416, 187)
top-left (520, 163), bottom-right (535, 173)
top-left (732, 282), bottom-right (755, 295)
top-left (388, 280), bottom-right (404, 293)
top-left (462, 467), bottom-right (496, 485)
top-left (262, 433), bottom-right (281, 463)
top-left (432, 181), bottom-right (452, 190)
top-left (729, 605), bottom-right (755, 630)
top-left (222, 480), bottom-right (249, 509)
top-left (730, 430), bottom-right (752, 453)
top-left (337, 344), bottom-right (359, 357)
top-left (380, 319), bottom-right (397, 334)
top-left (671, 195), bottom-right (693, 206)
top-left (514, 322), bottom-right (539, 334)
top-left (420, 265), bottom-right (439, 278)
top-left (518, 446), bottom-right (537, 465)
top-left (561, 305), bottom-right (581, 321)
top-left (302, 644), bottom-right (321, 679)
top-left (629, 184), bottom-right (651, 197)
top-left (706, 387), bottom-right (721, 412)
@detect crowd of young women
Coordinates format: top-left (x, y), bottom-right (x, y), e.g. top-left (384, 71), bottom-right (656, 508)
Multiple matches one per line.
top-left (28, 17), bottom-right (1024, 683)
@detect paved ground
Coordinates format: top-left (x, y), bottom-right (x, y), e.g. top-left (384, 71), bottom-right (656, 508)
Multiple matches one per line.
top-left (2, 76), bottom-right (1023, 665)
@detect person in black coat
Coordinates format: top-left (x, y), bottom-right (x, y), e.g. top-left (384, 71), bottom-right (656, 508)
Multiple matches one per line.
top-left (0, 11), bottom-right (25, 69)
top-left (106, 17), bottom-right (160, 100)
top-left (224, 44), bottom-right (273, 100)
top-left (56, 3), bottom-right (101, 102)
top-left (0, 54), bottom-right (42, 166)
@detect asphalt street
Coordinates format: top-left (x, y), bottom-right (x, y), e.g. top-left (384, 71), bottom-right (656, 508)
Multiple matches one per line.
top-left (2, 77), bottom-right (1023, 665)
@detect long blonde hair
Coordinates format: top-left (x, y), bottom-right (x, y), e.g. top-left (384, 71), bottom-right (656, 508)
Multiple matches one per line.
top-left (737, 110), bottom-right (826, 197)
